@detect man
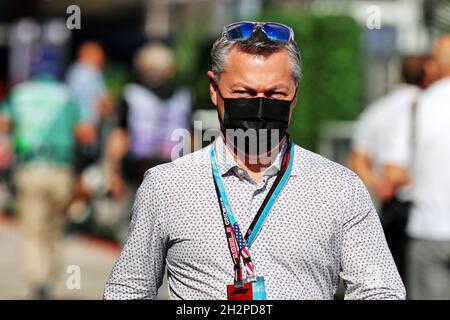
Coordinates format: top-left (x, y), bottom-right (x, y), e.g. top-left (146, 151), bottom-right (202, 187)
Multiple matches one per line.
top-left (0, 45), bottom-right (82, 299)
top-left (105, 43), bottom-right (191, 200)
top-left (104, 22), bottom-right (404, 300)
top-left (349, 56), bottom-right (426, 199)
top-left (384, 35), bottom-right (450, 300)
top-left (348, 56), bottom-right (431, 282)
top-left (66, 41), bottom-right (112, 172)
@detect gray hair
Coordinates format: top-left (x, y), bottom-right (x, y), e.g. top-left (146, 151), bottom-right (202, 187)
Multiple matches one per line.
top-left (211, 28), bottom-right (302, 84)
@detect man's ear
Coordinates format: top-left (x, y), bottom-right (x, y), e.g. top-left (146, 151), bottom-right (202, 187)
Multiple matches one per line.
top-left (291, 85), bottom-right (299, 110)
top-left (288, 85), bottom-right (299, 122)
top-left (207, 70), bottom-right (219, 107)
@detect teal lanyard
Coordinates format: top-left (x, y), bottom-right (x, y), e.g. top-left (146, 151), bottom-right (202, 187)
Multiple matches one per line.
top-left (210, 139), bottom-right (295, 248)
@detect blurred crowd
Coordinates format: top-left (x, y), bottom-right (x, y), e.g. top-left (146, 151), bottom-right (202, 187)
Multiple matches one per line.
top-left (0, 28), bottom-right (191, 298)
top-left (349, 35), bottom-right (450, 300)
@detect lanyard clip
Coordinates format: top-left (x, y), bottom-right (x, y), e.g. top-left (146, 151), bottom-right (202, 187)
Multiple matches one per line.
top-left (246, 274), bottom-right (257, 283)
top-left (234, 280), bottom-right (245, 288)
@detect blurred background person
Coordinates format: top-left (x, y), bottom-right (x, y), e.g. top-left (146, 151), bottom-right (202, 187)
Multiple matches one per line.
top-left (105, 42), bottom-right (191, 209)
top-left (348, 55), bottom-right (432, 283)
top-left (66, 41), bottom-right (112, 173)
top-left (0, 44), bottom-right (83, 299)
top-left (384, 35), bottom-right (450, 300)
top-left (65, 41), bottom-right (113, 226)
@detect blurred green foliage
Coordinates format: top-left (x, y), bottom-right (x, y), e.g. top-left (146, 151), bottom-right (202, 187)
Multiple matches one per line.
top-left (174, 9), bottom-right (363, 151)
top-left (173, 24), bottom-right (211, 110)
top-left (104, 63), bottom-right (129, 102)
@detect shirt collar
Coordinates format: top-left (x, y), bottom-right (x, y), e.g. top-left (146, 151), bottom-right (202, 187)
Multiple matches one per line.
top-left (213, 135), bottom-right (291, 178)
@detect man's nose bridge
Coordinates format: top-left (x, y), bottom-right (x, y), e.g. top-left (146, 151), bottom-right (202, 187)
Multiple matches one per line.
top-left (257, 97), bottom-right (264, 118)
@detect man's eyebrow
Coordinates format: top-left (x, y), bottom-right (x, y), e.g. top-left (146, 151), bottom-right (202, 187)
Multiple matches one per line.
top-left (229, 82), bottom-right (255, 90)
top-left (266, 84), bottom-right (289, 91)
top-left (229, 83), bottom-right (289, 91)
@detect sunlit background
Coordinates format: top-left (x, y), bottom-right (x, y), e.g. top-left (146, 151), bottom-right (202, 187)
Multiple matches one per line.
top-left (0, 0), bottom-right (449, 300)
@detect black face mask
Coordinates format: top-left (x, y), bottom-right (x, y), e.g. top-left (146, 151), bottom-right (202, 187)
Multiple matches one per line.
top-left (217, 89), bottom-right (296, 155)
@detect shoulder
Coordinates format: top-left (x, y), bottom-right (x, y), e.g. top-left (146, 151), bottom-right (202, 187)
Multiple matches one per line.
top-left (12, 81), bottom-right (69, 99)
top-left (360, 95), bottom-right (390, 120)
top-left (386, 85), bottom-right (420, 101)
top-left (141, 145), bottom-right (211, 187)
top-left (66, 63), bottom-right (93, 82)
top-left (123, 83), bottom-right (142, 96)
top-left (421, 79), bottom-right (450, 104)
top-left (123, 83), bottom-right (158, 102)
top-left (354, 98), bottom-right (388, 137)
top-left (293, 145), bottom-right (372, 221)
top-left (65, 63), bottom-right (78, 78)
top-left (47, 82), bottom-right (73, 101)
top-left (294, 145), bottom-right (365, 193)
top-left (11, 81), bottom-right (34, 95)
top-left (295, 145), bottom-right (348, 175)
top-left (123, 83), bottom-right (151, 95)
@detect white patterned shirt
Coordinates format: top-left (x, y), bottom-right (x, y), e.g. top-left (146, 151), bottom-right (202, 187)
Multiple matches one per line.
top-left (104, 137), bottom-right (405, 300)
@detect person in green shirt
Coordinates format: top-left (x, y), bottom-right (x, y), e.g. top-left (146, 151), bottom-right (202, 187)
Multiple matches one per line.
top-left (0, 45), bottom-right (85, 299)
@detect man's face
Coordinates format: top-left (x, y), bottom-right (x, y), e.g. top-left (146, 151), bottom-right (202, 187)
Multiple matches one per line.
top-left (208, 46), bottom-right (298, 122)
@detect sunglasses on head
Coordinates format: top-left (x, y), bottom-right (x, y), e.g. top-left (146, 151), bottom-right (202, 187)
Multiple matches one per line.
top-left (223, 21), bottom-right (294, 42)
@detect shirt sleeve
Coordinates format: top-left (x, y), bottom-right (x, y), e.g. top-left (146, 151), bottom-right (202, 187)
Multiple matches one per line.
top-left (103, 170), bottom-right (167, 299)
top-left (382, 103), bottom-right (411, 167)
top-left (340, 171), bottom-right (406, 300)
top-left (351, 107), bottom-right (377, 156)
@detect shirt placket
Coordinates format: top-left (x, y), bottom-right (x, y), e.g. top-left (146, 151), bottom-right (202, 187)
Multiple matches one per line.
top-left (250, 177), bottom-right (269, 216)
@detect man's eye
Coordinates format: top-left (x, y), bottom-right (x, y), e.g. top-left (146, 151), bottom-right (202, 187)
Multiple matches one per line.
top-left (270, 92), bottom-right (287, 99)
top-left (234, 91), bottom-right (251, 97)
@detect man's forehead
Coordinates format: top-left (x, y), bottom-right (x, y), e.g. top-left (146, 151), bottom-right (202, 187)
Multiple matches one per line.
top-left (221, 46), bottom-right (293, 87)
top-left (252, 54), bottom-right (266, 64)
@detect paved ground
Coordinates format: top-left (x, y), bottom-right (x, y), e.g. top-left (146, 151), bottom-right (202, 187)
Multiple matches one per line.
top-left (0, 215), bottom-right (168, 300)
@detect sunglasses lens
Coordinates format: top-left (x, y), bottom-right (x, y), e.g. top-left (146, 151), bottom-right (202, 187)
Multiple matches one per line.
top-left (226, 22), bottom-right (255, 40)
top-left (263, 23), bottom-right (291, 41)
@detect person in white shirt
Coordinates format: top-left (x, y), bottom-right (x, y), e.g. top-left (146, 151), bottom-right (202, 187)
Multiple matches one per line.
top-left (385, 35), bottom-right (450, 299)
top-left (349, 56), bottom-right (427, 283)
